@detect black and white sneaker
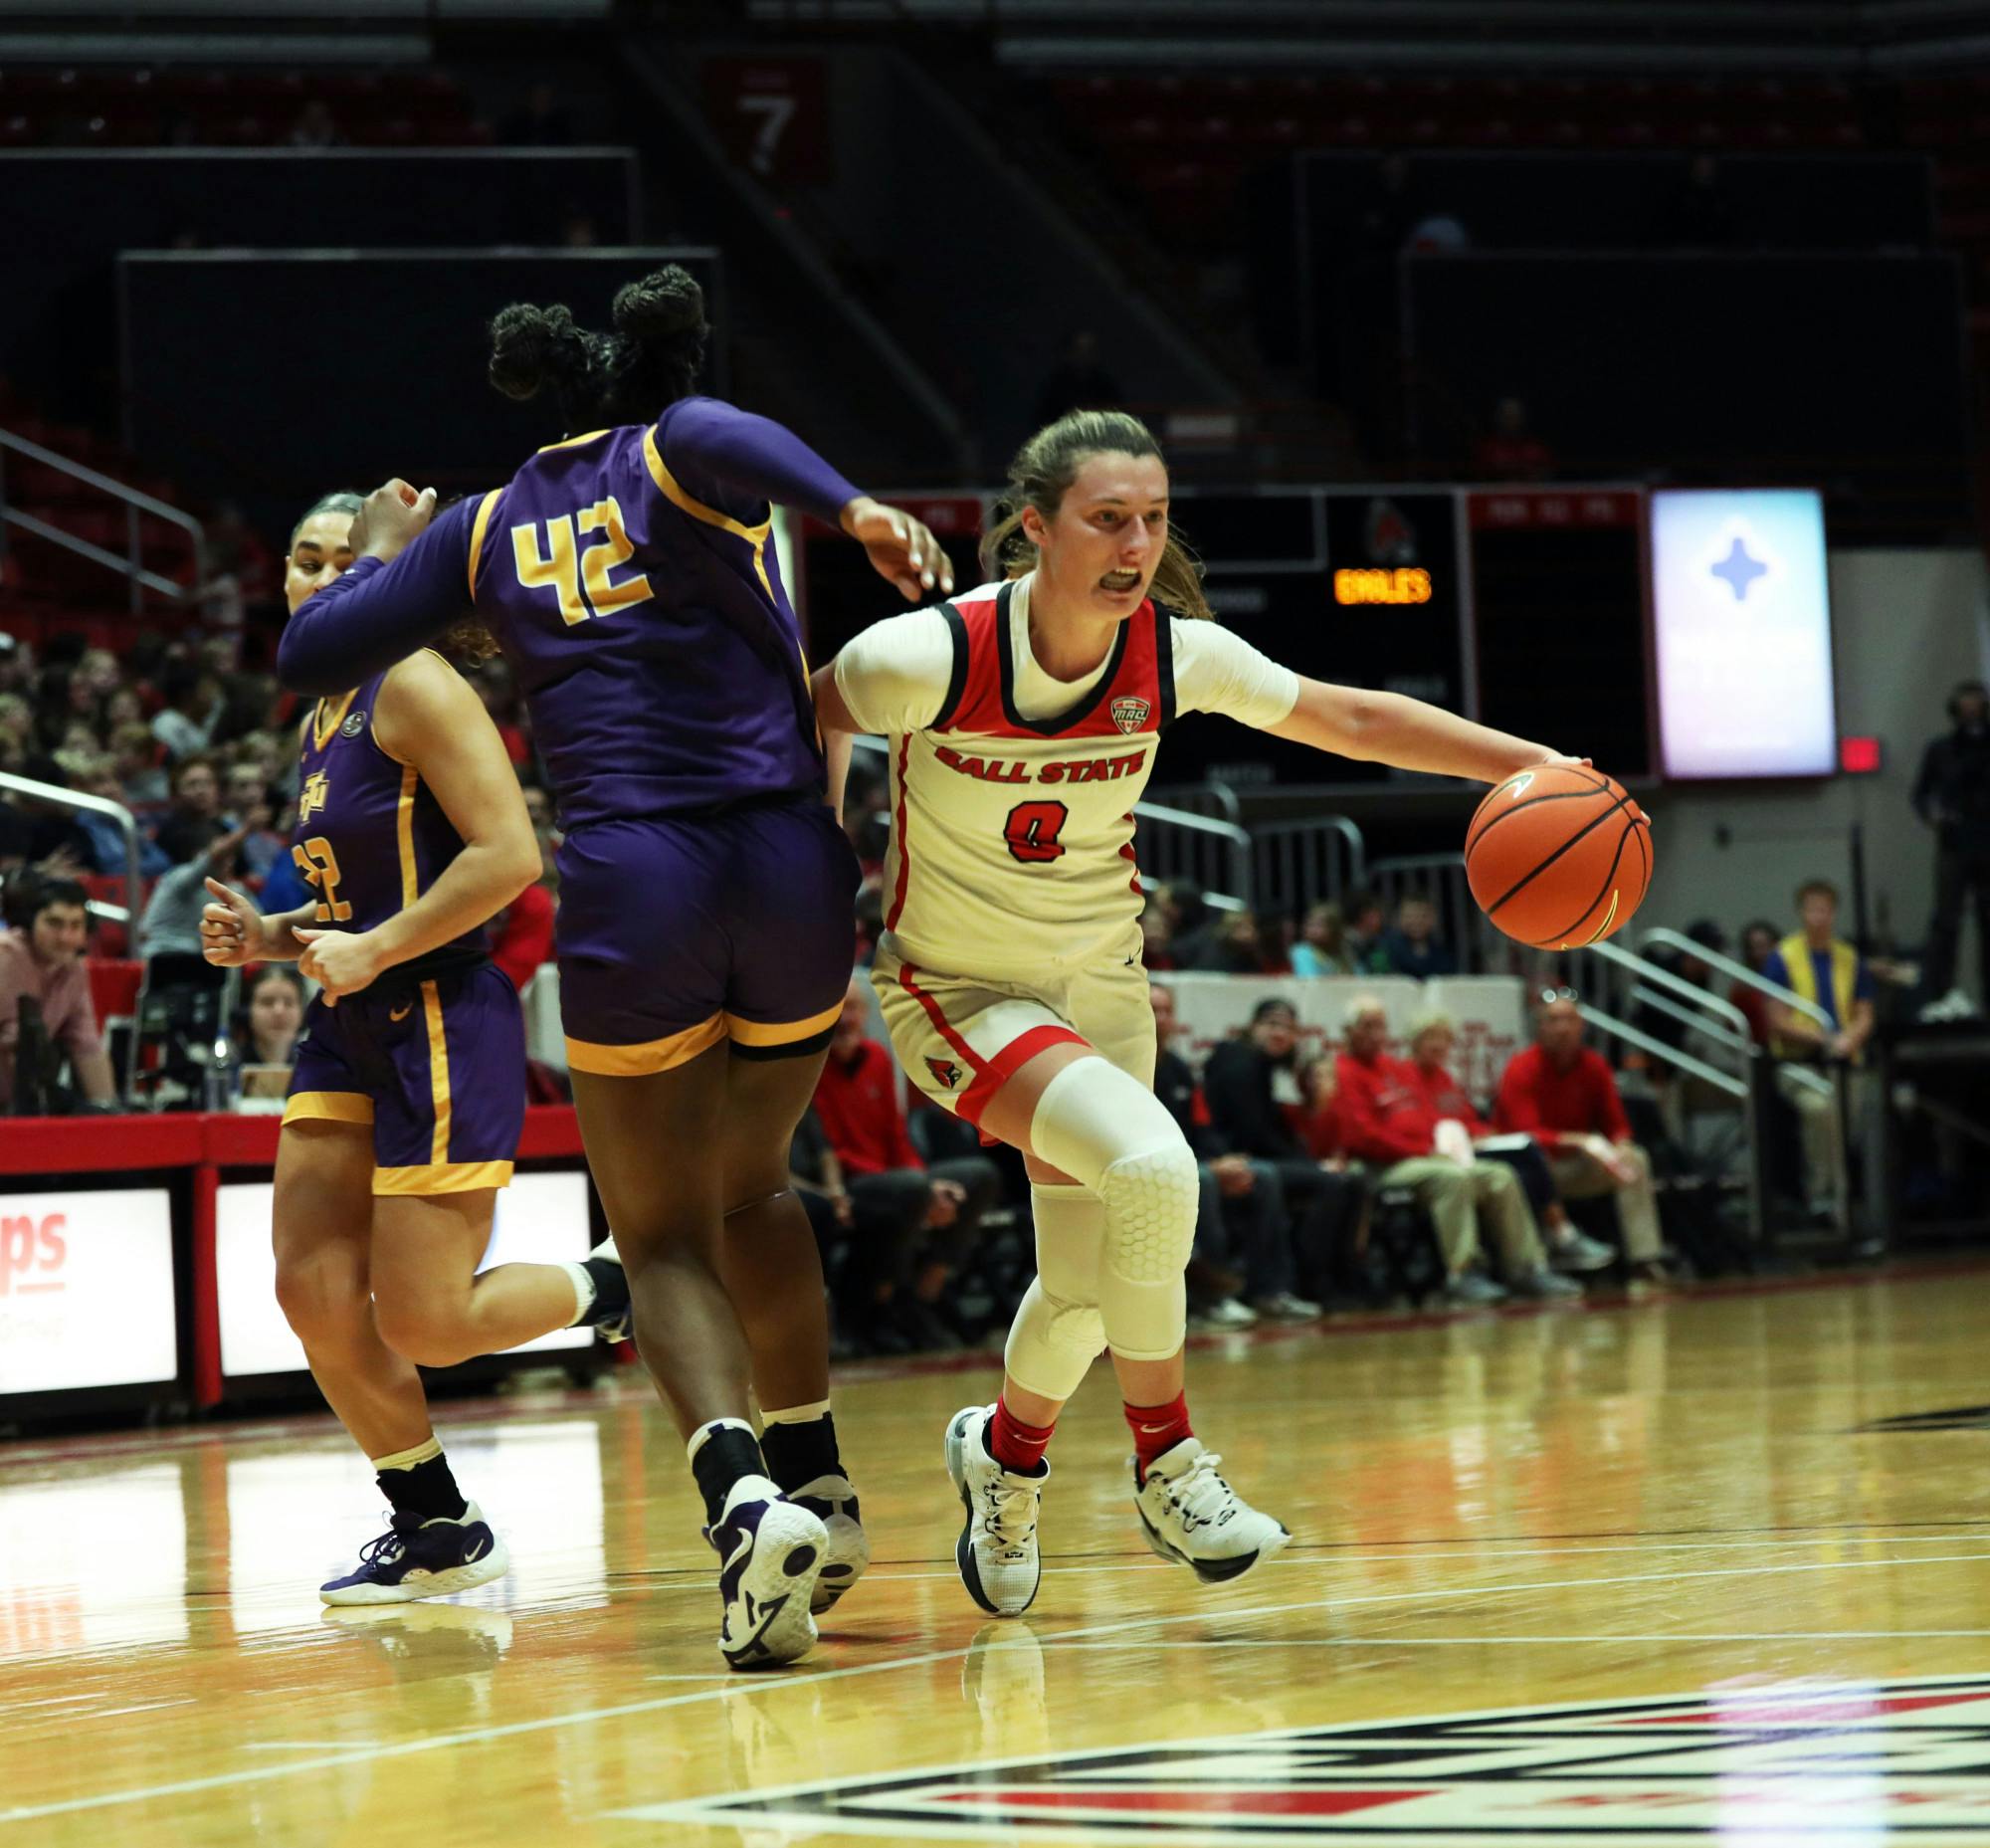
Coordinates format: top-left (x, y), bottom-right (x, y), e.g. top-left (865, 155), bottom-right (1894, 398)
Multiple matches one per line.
top-left (578, 1235), bottom-right (632, 1342)
top-left (785, 1473), bottom-right (871, 1614)
top-left (704, 1475), bottom-right (828, 1671)
top-left (319, 1502), bottom-right (509, 1606)
top-left (943, 1404), bottom-right (1046, 1618)
top-left (1133, 1438), bottom-right (1289, 1585)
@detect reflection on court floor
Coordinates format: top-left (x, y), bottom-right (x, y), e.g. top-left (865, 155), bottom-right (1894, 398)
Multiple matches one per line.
top-left (4, 1265), bottom-right (1990, 1845)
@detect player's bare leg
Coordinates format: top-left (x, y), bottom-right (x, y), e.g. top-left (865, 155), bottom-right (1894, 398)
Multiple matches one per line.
top-left (717, 1049), bottom-right (870, 1612)
top-left (572, 1047), bottom-right (827, 1667)
top-left (273, 1122), bottom-right (507, 1606)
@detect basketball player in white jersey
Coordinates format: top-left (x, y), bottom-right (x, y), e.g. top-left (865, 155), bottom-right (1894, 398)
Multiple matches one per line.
top-left (812, 410), bottom-right (1574, 1616)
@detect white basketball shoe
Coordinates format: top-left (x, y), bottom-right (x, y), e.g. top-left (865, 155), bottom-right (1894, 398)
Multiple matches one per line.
top-left (943, 1404), bottom-right (1048, 1618)
top-left (1133, 1437), bottom-right (1291, 1584)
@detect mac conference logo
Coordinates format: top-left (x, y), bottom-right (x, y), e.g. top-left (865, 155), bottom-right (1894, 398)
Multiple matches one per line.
top-left (619, 1676), bottom-right (1990, 1841)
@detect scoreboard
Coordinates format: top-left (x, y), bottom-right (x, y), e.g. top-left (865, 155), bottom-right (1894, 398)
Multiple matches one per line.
top-left (792, 484), bottom-right (1656, 788)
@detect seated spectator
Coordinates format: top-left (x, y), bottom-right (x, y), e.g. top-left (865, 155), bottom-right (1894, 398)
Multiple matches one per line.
top-left (114, 722), bottom-right (170, 809)
top-left (149, 660), bottom-right (225, 764)
top-left (1493, 991), bottom-right (1670, 1284)
top-left (142, 817), bottom-right (253, 963)
top-left (492, 827), bottom-right (558, 992)
top-left (1379, 895), bottom-right (1457, 979)
top-left (1407, 1009), bottom-right (1612, 1275)
top-left (1760, 880), bottom-right (1874, 1215)
top-left (1334, 997), bottom-right (1574, 1306)
top-left (1732, 918), bottom-right (1780, 1046)
top-left (812, 978), bottom-right (1000, 1349)
top-left (519, 779), bottom-right (554, 833)
top-left (235, 964), bottom-right (305, 1107)
top-left (0, 754), bottom-right (96, 873)
top-left (1201, 996), bottom-right (1366, 1313)
top-left (156, 755), bottom-right (223, 863)
top-left (223, 766), bottom-right (284, 880)
top-left (1139, 893), bottom-right (1177, 971)
top-left (0, 871), bottom-right (116, 1111)
top-left (1152, 981), bottom-right (1277, 1327)
top-left (1289, 902), bottom-right (1354, 977)
top-left (1188, 909), bottom-right (1275, 974)
top-left (70, 755), bottom-right (170, 878)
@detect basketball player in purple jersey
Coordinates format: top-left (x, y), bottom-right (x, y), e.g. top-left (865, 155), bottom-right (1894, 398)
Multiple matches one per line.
top-left (277, 267), bottom-right (955, 1668)
top-left (201, 492), bottom-right (633, 1606)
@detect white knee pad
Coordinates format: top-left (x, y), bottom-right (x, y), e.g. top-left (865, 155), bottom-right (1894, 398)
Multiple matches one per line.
top-left (1029, 1057), bottom-right (1196, 1362)
top-left (1003, 1184), bottom-right (1106, 1402)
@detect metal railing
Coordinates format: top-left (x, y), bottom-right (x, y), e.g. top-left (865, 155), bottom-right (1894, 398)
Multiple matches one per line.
top-left (1248, 813), bottom-right (1368, 922)
top-left (1584, 935), bottom-right (1770, 1240)
top-left (0, 771), bottom-right (148, 1101)
top-left (0, 426), bottom-right (208, 617)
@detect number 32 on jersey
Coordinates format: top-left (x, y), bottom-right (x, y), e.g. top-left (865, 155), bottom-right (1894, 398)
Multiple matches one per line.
top-left (510, 499), bottom-right (654, 626)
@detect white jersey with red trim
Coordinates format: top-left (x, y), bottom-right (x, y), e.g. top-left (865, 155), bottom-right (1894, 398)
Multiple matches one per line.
top-left (833, 573), bottom-right (1298, 981)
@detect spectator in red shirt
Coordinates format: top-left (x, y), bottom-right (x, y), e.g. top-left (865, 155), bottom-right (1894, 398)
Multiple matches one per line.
top-left (813, 978), bottom-right (1000, 1349)
top-left (491, 827), bottom-right (557, 993)
top-left (1405, 1011), bottom-right (1613, 1276)
top-left (1493, 992), bottom-right (1669, 1284)
top-left (1334, 997), bottom-right (1571, 1307)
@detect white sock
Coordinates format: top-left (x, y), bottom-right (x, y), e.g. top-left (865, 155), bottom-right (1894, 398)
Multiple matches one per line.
top-left (687, 1416), bottom-right (757, 1467)
top-left (760, 1399), bottom-right (832, 1426)
top-left (561, 1260), bottom-right (596, 1327)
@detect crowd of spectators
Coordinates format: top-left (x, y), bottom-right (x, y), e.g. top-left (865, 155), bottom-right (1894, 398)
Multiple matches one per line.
top-left (0, 626), bottom-right (561, 1107)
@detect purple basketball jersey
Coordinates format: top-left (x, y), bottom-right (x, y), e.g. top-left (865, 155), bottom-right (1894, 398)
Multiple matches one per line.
top-left (292, 662), bottom-right (483, 954)
top-left (462, 421), bottom-right (824, 827)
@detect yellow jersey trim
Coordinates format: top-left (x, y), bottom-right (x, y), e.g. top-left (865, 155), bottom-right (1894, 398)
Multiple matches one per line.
top-left (642, 426), bottom-right (773, 543)
top-left (310, 690), bottom-right (358, 753)
top-left (420, 978), bottom-right (452, 1166)
top-left (373, 1158), bottom-right (513, 1197)
top-left (565, 1012), bottom-right (726, 1077)
top-left (395, 764), bottom-right (420, 910)
top-left (283, 1091), bottom-right (374, 1128)
top-left (725, 999), bottom-right (843, 1048)
top-left (465, 487), bottom-right (502, 599)
top-left (537, 429), bottom-right (609, 454)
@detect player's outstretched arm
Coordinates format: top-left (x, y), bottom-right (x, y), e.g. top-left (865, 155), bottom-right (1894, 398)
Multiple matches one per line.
top-left (277, 484), bottom-right (477, 696)
top-left (293, 653), bottom-right (540, 1004)
top-left (1270, 678), bottom-right (1568, 786)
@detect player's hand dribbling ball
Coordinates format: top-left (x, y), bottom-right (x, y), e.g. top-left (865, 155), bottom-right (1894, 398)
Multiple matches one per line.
top-left (1465, 764), bottom-right (1652, 949)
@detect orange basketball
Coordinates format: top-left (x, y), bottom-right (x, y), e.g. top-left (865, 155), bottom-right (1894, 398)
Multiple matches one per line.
top-left (1464, 764), bottom-right (1652, 949)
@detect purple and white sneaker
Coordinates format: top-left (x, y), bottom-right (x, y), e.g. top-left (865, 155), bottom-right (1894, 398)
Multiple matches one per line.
top-left (705, 1475), bottom-right (828, 1670)
top-left (319, 1502), bottom-right (509, 1606)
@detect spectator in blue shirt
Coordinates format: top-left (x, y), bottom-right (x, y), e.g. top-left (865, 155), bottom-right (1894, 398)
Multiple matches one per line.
top-left (1379, 895), bottom-right (1457, 979)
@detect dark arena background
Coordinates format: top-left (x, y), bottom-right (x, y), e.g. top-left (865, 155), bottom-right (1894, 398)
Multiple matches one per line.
top-left (5, 2), bottom-right (1990, 1843)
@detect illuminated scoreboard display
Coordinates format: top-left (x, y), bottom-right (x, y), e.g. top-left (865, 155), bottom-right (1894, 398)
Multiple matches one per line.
top-left (793, 485), bottom-right (1653, 789)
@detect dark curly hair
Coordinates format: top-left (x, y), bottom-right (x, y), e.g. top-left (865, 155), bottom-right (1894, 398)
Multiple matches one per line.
top-left (487, 264), bottom-right (709, 431)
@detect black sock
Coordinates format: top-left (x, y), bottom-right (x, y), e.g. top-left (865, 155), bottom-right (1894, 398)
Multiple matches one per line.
top-left (378, 1451), bottom-right (468, 1523)
top-left (691, 1423), bottom-right (766, 1527)
top-left (759, 1412), bottom-right (841, 1493)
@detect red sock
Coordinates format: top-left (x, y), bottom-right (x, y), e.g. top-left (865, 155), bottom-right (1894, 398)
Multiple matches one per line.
top-left (987, 1395), bottom-right (1056, 1474)
top-left (1124, 1392), bottom-right (1193, 1478)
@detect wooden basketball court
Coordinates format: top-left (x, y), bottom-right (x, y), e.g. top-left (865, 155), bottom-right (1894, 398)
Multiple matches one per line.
top-left (7, 1264), bottom-right (1990, 1845)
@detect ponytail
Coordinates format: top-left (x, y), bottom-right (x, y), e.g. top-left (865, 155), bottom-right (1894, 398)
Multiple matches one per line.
top-left (977, 408), bottom-right (1212, 622)
top-left (488, 264), bottom-right (711, 432)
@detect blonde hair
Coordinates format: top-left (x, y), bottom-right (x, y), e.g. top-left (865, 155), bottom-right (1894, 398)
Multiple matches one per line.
top-left (977, 409), bottom-right (1213, 622)
top-left (1407, 1009), bottom-right (1456, 1046)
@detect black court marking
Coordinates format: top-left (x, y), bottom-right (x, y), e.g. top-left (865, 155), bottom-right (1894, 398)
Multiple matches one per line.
top-left (1483, 786), bottom-right (1637, 920)
top-left (618, 1674), bottom-right (1990, 1842)
top-left (1858, 1404), bottom-right (1990, 1432)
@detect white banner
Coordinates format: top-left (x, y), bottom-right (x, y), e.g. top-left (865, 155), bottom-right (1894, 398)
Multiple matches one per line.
top-left (0, 1188), bottom-right (177, 1396)
top-left (217, 1170), bottom-right (597, 1379)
